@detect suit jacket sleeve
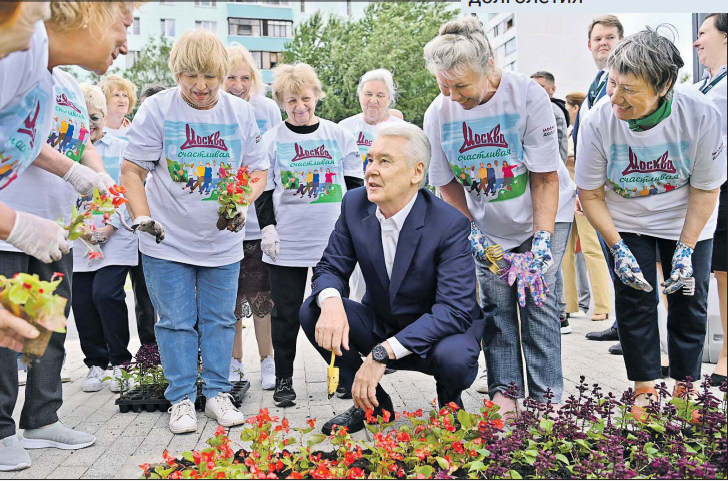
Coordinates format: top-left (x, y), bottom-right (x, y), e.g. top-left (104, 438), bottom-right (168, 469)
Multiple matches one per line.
top-left (394, 214), bottom-right (477, 356)
top-left (310, 192), bottom-right (357, 299)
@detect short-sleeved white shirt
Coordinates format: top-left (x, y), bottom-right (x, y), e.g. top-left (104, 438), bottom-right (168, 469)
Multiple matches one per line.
top-left (244, 94), bottom-right (283, 241)
top-left (425, 70), bottom-right (575, 250)
top-left (338, 113), bottom-right (403, 174)
top-left (124, 87), bottom-right (269, 267)
top-left (73, 134), bottom-right (138, 271)
top-left (575, 86), bottom-right (727, 241)
top-left (0, 21), bottom-right (55, 191)
top-left (0, 68), bottom-right (90, 253)
top-left (694, 65), bottom-right (727, 146)
top-left (262, 119), bottom-right (362, 267)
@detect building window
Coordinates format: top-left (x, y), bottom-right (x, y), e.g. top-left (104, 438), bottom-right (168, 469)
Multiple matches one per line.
top-left (505, 60), bottom-right (517, 71)
top-left (491, 23), bottom-right (500, 38)
top-left (195, 0), bottom-right (217, 6)
top-left (195, 20), bottom-right (218, 34)
top-left (249, 51), bottom-right (262, 69)
top-left (126, 51), bottom-right (138, 69)
top-left (505, 38), bottom-right (516, 55)
top-left (497, 44), bottom-right (505, 59)
top-left (248, 51), bottom-right (281, 70)
top-left (263, 20), bottom-right (292, 37)
top-left (228, 18), bottom-right (262, 36)
top-left (128, 17), bottom-right (140, 36)
top-left (160, 19), bottom-right (176, 37)
top-left (505, 16), bottom-right (514, 30)
top-left (301, 1), bottom-right (319, 13)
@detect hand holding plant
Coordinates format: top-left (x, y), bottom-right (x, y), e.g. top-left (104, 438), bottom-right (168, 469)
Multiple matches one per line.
top-left (215, 166), bottom-right (258, 232)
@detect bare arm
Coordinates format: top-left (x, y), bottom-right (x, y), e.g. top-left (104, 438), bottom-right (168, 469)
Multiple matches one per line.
top-left (439, 178), bottom-right (473, 221)
top-left (530, 170), bottom-right (559, 234)
top-left (120, 160), bottom-right (150, 220)
top-left (79, 141), bottom-right (107, 173)
top-left (247, 169), bottom-right (268, 204)
top-left (0, 202), bottom-right (17, 240)
top-left (578, 185), bottom-right (620, 246)
top-left (680, 186), bottom-right (720, 248)
top-left (32, 144), bottom-right (76, 177)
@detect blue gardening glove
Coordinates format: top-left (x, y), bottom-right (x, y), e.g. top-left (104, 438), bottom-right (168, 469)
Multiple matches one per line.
top-left (469, 221), bottom-right (488, 263)
top-left (609, 239), bottom-right (653, 292)
top-left (528, 230), bottom-right (554, 276)
top-left (661, 241), bottom-right (694, 295)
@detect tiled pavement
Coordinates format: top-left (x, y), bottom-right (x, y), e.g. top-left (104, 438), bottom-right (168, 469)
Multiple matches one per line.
top-left (3, 293), bottom-right (718, 479)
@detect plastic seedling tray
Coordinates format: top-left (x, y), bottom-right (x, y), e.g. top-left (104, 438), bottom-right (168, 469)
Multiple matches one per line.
top-left (116, 380), bottom-right (250, 413)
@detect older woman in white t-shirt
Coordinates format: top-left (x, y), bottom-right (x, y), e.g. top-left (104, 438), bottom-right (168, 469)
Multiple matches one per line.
top-left (423, 17), bottom-right (575, 420)
top-left (121, 30), bottom-right (269, 435)
top-left (576, 28), bottom-right (726, 423)
top-left (224, 44), bottom-right (282, 390)
top-left (254, 63), bottom-right (362, 408)
top-left (97, 74), bottom-right (137, 140)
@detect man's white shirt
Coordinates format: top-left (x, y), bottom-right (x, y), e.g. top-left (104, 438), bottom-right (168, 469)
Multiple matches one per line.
top-left (317, 191), bottom-right (420, 359)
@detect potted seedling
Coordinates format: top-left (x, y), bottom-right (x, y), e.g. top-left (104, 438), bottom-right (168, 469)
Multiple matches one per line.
top-left (0, 272), bottom-right (68, 363)
top-left (215, 166), bottom-right (259, 231)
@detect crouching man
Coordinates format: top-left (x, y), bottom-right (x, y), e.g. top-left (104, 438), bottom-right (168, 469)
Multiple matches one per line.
top-left (299, 122), bottom-right (486, 435)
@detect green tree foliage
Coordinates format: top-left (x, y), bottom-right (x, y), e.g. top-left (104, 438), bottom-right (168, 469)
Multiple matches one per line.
top-left (282, 3), bottom-right (458, 127)
top-left (121, 35), bottom-right (176, 95)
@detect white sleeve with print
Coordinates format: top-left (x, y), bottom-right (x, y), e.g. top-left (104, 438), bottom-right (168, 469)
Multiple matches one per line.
top-left (521, 80), bottom-right (561, 173)
top-left (124, 97), bottom-right (164, 166)
top-left (424, 96), bottom-right (456, 188)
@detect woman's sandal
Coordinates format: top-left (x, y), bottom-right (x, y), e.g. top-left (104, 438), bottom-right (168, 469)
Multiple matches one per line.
top-left (673, 384), bottom-right (702, 426)
top-left (631, 387), bottom-right (659, 422)
top-left (591, 313), bottom-right (609, 321)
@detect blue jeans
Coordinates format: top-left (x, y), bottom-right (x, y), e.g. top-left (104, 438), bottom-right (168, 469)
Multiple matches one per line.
top-left (142, 255), bottom-right (240, 404)
top-left (478, 222), bottom-right (571, 403)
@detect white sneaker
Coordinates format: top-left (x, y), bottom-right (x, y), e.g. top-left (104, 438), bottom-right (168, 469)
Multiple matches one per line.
top-left (473, 372), bottom-right (489, 394)
top-left (109, 366), bottom-right (123, 393)
top-left (260, 356), bottom-right (275, 390)
top-left (60, 364), bottom-right (70, 383)
top-left (168, 400), bottom-right (197, 434)
top-left (82, 366), bottom-right (106, 392)
top-left (205, 393), bottom-right (245, 427)
top-left (18, 370), bottom-right (27, 387)
top-left (228, 358), bottom-right (248, 382)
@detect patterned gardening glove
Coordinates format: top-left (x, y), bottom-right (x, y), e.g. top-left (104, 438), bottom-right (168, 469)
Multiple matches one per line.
top-left (528, 230), bottom-right (554, 276)
top-left (469, 221), bottom-right (488, 264)
top-left (609, 239), bottom-right (653, 292)
top-left (132, 216), bottom-right (165, 244)
top-left (661, 241), bottom-right (694, 295)
top-left (501, 251), bottom-right (550, 307)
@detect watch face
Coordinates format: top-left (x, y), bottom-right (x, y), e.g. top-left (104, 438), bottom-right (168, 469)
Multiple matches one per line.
top-left (372, 344), bottom-right (388, 363)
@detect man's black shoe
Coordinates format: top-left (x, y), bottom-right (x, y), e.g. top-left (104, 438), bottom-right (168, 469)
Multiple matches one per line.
top-left (321, 394), bottom-right (394, 435)
top-left (384, 368), bottom-right (397, 375)
top-left (608, 342), bottom-right (623, 355)
top-left (336, 385), bottom-right (352, 399)
top-left (273, 377), bottom-right (296, 407)
top-left (585, 326), bottom-right (619, 341)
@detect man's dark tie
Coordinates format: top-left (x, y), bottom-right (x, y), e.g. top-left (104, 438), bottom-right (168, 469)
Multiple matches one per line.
top-left (587, 70), bottom-right (605, 108)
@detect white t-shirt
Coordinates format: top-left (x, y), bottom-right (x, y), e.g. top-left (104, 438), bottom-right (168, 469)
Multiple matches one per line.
top-left (0, 21), bottom-right (55, 191)
top-left (0, 68), bottom-right (90, 253)
top-left (262, 119), bottom-right (362, 267)
top-left (103, 121), bottom-right (131, 141)
top-left (73, 134), bottom-right (138, 272)
top-left (575, 86), bottom-right (727, 241)
top-left (245, 94), bottom-right (283, 241)
top-left (425, 70), bottom-right (575, 250)
top-left (338, 113), bottom-right (403, 174)
top-left (124, 87), bottom-right (268, 267)
top-left (694, 65), bottom-right (727, 146)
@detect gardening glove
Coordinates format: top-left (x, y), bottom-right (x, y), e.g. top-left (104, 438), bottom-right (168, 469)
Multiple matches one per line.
top-left (5, 211), bottom-right (70, 263)
top-left (91, 225), bottom-right (116, 245)
top-left (261, 225), bottom-right (280, 261)
top-left (528, 230), bottom-right (554, 276)
top-left (609, 239), bottom-right (653, 292)
top-left (226, 204), bottom-right (248, 233)
top-left (132, 215), bottom-right (165, 244)
top-left (62, 162), bottom-right (110, 196)
top-left (469, 221), bottom-right (488, 264)
top-left (97, 172), bottom-right (116, 191)
top-left (661, 241), bottom-right (694, 295)
top-left (501, 251), bottom-right (550, 307)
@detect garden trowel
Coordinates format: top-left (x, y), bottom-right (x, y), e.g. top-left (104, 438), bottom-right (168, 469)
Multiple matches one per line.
top-left (327, 351), bottom-right (339, 399)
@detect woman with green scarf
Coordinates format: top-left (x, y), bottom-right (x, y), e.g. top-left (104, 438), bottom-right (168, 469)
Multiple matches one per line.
top-left (575, 27), bottom-right (726, 423)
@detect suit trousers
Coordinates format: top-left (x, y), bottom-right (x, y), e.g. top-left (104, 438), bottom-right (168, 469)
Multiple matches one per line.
top-left (0, 251), bottom-right (72, 439)
top-left (562, 165), bottom-right (612, 315)
top-left (299, 297), bottom-right (480, 409)
top-left (130, 250), bottom-right (157, 345)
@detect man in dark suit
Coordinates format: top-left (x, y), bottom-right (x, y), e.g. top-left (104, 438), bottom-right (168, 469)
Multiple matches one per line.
top-left (299, 122), bottom-right (485, 435)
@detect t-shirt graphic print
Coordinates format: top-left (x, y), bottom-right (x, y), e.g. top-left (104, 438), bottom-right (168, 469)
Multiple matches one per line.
top-left (608, 143), bottom-right (690, 198)
top-left (442, 116), bottom-right (528, 202)
top-left (277, 139), bottom-right (344, 204)
top-left (48, 89), bottom-right (90, 162)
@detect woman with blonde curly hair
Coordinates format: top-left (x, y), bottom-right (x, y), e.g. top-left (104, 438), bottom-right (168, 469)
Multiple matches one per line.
top-left (98, 74), bottom-right (138, 139)
top-left (121, 29), bottom-right (269, 434)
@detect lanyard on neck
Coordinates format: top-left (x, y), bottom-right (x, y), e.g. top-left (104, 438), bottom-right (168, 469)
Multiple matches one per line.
top-left (589, 73), bottom-right (608, 107)
top-left (700, 71), bottom-right (727, 94)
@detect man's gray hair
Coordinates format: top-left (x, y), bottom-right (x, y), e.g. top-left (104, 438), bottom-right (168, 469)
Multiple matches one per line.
top-left (357, 69), bottom-right (397, 108)
top-left (423, 16), bottom-right (494, 80)
top-left (377, 122), bottom-right (431, 189)
top-left (607, 26), bottom-right (684, 99)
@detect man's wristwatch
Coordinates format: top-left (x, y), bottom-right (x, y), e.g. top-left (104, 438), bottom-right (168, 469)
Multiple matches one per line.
top-left (371, 344), bottom-right (390, 364)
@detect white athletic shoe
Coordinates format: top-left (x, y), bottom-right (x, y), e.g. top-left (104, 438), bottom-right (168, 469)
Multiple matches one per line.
top-left (60, 364), bottom-right (71, 383)
top-left (109, 366), bottom-right (123, 393)
top-left (260, 356), bottom-right (275, 390)
top-left (473, 372), bottom-right (489, 394)
top-left (168, 400), bottom-right (197, 434)
top-left (228, 358), bottom-right (248, 382)
top-left (82, 366), bottom-right (106, 392)
top-left (205, 393), bottom-right (245, 427)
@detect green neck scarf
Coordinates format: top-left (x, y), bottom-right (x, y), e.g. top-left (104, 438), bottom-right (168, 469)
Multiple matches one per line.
top-left (626, 96), bottom-right (673, 132)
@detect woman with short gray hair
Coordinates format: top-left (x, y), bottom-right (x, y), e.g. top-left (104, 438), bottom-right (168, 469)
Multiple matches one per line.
top-left (576, 27), bottom-right (726, 422)
top-left (423, 16), bottom-right (576, 420)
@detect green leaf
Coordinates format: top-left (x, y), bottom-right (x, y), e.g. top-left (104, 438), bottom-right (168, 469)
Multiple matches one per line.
top-left (181, 451), bottom-right (194, 462)
top-left (523, 450), bottom-right (537, 466)
top-left (457, 409), bottom-right (472, 429)
top-left (307, 433), bottom-right (327, 447)
top-left (555, 453), bottom-right (570, 464)
top-left (416, 466), bottom-right (433, 478)
top-left (539, 418), bottom-right (554, 433)
top-left (509, 469), bottom-right (523, 479)
top-left (436, 457), bottom-right (450, 470)
top-left (468, 461), bottom-right (485, 472)
top-left (365, 423), bottom-right (379, 435)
